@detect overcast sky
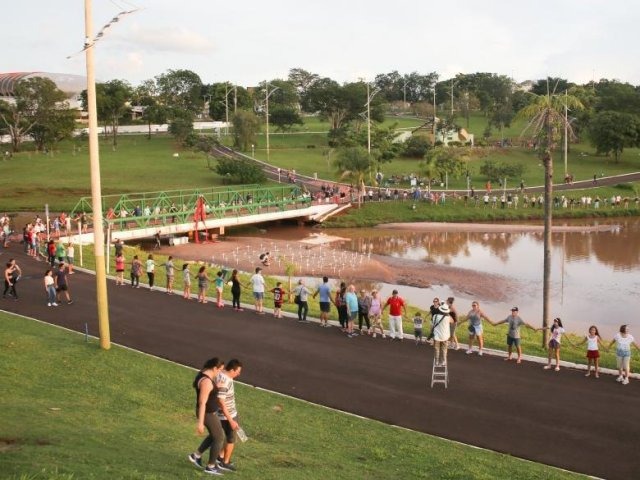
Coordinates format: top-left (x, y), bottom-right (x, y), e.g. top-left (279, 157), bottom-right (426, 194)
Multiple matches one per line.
top-left (5, 0), bottom-right (640, 87)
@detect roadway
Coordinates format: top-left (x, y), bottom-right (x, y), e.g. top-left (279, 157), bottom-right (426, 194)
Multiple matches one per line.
top-left (2, 249), bottom-right (640, 479)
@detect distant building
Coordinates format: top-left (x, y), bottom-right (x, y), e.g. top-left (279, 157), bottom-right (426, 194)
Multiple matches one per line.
top-left (0, 72), bottom-right (86, 109)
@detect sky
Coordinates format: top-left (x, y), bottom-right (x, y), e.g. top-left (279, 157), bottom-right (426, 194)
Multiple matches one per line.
top-left (5, 0), bottom-right (640, 88)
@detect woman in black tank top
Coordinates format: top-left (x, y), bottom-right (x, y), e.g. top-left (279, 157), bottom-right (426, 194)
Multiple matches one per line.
top-left (188, 357), bottom-right (226, 474)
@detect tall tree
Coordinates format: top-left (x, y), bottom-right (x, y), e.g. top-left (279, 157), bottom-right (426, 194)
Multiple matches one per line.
top-left (82, 79), bottom-right (132, 149)
top-left (155, 69), bottom-right (203, 114)
top-left (288, 68), bottom-right (319, 98)
top-left (0, 77), bottom-right (70, 152)
top-left (269, 106), bottom-right (303, 133)
top-left (588, 111), bottom-right (640, 162)
top-left (168, 108), bottom-right (194, 143)
top-left (232, 110), bottom-right (260, 152)
top-left (594, 79), bottom-right (640, 114)
top-left (517, 90), bottom-right (583, 344)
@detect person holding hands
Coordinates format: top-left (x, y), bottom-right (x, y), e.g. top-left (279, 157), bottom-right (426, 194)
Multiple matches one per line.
top-left (608, 325), bottom-right (640, 385)
top-left (493, 306), bottom-right (536, 364)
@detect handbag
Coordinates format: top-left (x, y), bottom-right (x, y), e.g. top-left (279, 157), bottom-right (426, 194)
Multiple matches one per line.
top-left (294, 294), bottom-right (301, 304)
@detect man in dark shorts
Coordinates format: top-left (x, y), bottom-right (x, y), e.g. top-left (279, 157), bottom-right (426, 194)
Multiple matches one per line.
top-left (313, 276), bottom-right (332, 327)
top-left (494, 307), bottom-right (537, 363)
top-left (55, 263), bottom-right (73, 305)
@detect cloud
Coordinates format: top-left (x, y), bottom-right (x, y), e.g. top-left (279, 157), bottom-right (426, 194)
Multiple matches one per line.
top-left (110, 24), bottom-right (215, 54)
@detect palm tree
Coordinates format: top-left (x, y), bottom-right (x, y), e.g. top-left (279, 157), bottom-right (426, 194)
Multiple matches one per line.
top-left (334, 146), bottom-right (372, 207)
top-left (517, 86), bottom-right (583, 345)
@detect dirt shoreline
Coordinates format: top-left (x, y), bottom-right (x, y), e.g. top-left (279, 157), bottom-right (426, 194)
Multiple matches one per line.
top-left (159, 232), bottom-right (516, 301)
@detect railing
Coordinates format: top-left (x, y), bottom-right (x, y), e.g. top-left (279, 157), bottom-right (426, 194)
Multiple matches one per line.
top-left (70, 185), bottom-right (312, 229)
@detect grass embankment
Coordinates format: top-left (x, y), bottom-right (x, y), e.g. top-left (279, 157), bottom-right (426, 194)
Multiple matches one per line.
top-left (322, 187), bottom-right (640, 227)
top-left (0, 312), bottom-right (585, 480)
top-left (70, 244), bottom-right (638, 373)
top-left (0, 135), bottom-right (220, 212)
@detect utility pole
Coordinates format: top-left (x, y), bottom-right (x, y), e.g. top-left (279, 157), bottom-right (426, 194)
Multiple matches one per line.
top-left (564, 89), bottom-right (568, 177)
top-left (432, 85), bottom-right (437, 138)
top-left (84, 0), bottom-right (110, 350)
top-left (265, 83), bottom-right (279, 161)
top-left (364, 82), bottom-right (381, 156)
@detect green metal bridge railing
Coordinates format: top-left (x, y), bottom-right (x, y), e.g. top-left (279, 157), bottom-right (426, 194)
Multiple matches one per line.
top-left (70, 185), bottom-right (312, 230)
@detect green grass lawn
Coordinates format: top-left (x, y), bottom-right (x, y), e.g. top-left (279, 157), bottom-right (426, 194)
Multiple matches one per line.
top-left (0, 312), bottom-right (586, 480)
top-left (0, 135), bottom-right (221, 211)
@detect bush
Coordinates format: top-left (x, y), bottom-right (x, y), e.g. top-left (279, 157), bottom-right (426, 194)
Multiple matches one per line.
top-left (214, 156), bottom-right (266, 184)
top-left (403, 135), bottom-right (432, 158)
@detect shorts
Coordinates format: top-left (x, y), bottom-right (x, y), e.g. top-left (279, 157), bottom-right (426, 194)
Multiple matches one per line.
top-left (274, 302), bottom-right (283, 308)
top-left (469, 324), bottom-right (482, 336)
top-left (66, 256), bottom-right (74, 265)
top-left (507, 335), bottom-right (521, 347)
top-left (253, 291), bottom-right (264, 300)
top-left (548, 339), bottom-right (560, 349)
top-left (587, 350), bottom-right (600, 359)
top-left (319, 302), bottom-right (331, 313)
top-left (56, 285), bottom-right (68, 292)
top-left (349, 311), bottom-right (358, 321)
top-left (220, 416), bottom-right (239, 443)
top-left (617, 355), bottom-right (631, 371)
top-left (116, 269), bottom-right (124, 273)
top-left (414, 328), bottom-right (423, 338)
top-left (216, 287), bottom-right (223, 293)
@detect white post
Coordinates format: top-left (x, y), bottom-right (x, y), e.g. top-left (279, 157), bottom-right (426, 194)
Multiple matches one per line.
top-left (367, 83), bottom-right (372, 155)
top-left (564, 89), bottom-right (568, 177)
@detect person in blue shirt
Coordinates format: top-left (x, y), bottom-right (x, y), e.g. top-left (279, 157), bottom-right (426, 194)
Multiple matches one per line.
top-left (313, 276), bottom-right (332, 328)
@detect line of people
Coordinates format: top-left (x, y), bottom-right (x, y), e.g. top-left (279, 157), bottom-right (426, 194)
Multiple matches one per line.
top-left (110, 247), bottom-right (640, 385)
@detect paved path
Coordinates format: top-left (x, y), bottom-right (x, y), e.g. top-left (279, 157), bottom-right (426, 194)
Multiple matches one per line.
top-left (3, 249), bottom-right (640, 479)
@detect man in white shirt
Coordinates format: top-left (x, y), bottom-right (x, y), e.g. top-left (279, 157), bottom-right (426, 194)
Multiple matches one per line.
top-left (250, 267), bottom-right (265, 314)
top-left (216, 359), bottom-right (243, 472)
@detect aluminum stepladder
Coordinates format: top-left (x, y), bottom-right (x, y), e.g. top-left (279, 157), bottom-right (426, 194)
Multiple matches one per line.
top-left (430, 348), bottom-right (448, 388)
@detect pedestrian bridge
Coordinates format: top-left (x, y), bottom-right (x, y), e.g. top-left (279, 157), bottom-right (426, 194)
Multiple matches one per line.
top-left (65, 184), bottom-right (347, 244)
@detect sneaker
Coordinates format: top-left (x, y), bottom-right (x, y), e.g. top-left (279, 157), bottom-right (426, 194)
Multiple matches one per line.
top-left (67, 300), bottom-right (73, 305)
top-left (622, 377), bottom-right (629, 385)
top-left (372, 333), bottom-right (377, 338)
top-left (47, 303), bottom-right (52, 307)
top-left (616, 375), bottom-right (624, 382)
top-left (204, 465), bottom-right (224, 476)
top-left (466, 349), bottom-right (473, 355)
top-left (217, 461), bottom-right (237, 472)
top-left (188, 453), bottom-right (203, 468)
top-left (543, 365), bottom-right (552, 370)
top-left (584, 371), bottom-right (591, 377)
top-left (52, 302), bottom-right (58, 307)
top-left (478, 351), bottom-right (483, 356)
top-left (554, 366), bottom-right (560, 372)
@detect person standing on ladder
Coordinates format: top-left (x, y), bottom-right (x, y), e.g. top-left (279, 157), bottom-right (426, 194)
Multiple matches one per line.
top-left (432, 303), bottom-right (454, 366)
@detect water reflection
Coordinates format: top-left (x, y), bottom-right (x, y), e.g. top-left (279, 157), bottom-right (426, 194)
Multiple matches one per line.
top-left (323, 219), bottom-right (640, 337)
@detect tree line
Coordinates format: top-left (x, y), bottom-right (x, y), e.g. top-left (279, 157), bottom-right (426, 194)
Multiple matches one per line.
top-left (1, 68), bottom-right (640, 165)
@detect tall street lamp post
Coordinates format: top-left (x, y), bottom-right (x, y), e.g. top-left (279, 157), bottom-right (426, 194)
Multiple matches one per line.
top-left (264, 83), bottom-right (279, 161)
top-left (84, 0), bottom-right (110, 350)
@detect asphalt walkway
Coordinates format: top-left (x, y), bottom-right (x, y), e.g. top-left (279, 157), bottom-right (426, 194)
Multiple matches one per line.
top-left (2, 249), bottom-right (639, 479)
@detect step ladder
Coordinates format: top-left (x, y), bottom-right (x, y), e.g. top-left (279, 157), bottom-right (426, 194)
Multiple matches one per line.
top-left (430, 352), bottom-right (448, 388)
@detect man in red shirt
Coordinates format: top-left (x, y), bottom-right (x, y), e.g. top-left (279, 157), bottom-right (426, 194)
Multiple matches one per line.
top-left (382, 289), bottom-right (407, 340)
